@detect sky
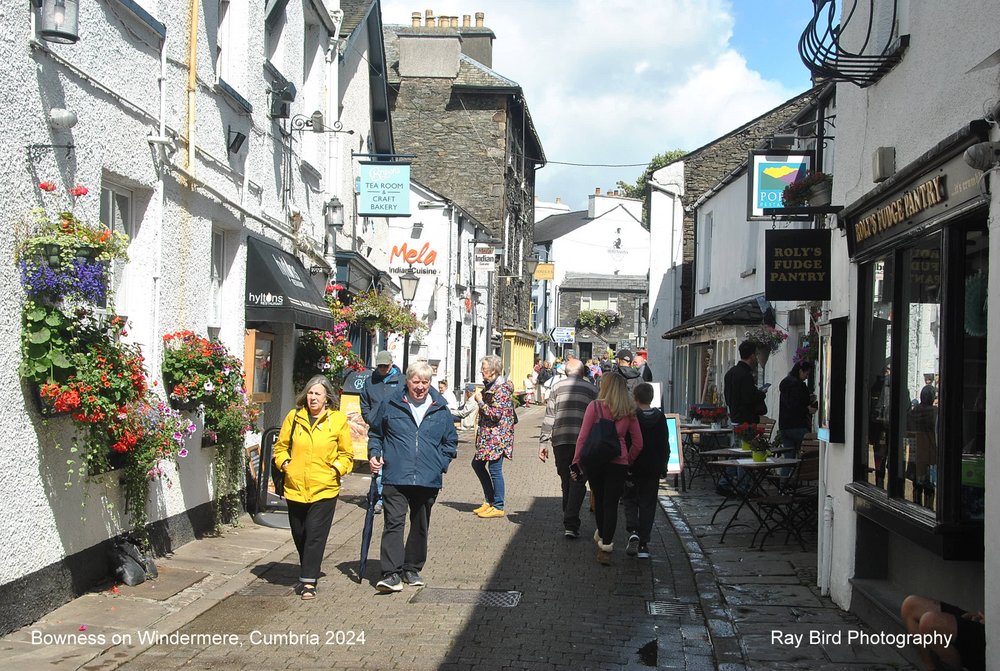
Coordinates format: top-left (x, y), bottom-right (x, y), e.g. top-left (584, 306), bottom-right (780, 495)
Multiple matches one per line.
top-left (380, 1), bottom-right (818, 211)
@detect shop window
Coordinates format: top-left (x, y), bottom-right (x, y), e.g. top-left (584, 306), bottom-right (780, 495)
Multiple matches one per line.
top-left (898, 236), bottom-right (942, 511)
top-left (244, 330), bottom-right (274, 403)
top-left (959, 229), bottom-right (987, 521)
top-left (861, 254), bottom-right (894, 490)
top-left (856, 224), bottom-right (988, 531)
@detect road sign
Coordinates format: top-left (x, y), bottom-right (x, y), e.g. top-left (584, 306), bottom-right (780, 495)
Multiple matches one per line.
top-left (550, 327), bottom-right (576, 344)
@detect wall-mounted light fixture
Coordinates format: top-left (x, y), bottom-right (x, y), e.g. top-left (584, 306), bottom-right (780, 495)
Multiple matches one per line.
top-left (227, 126), bottom-right (247, 154)
top-left (290, 110), bottom-right (354, 134)
top-left (269, 81), bottom-right (297, 119)
top-left (47, 108), bottom-right (78, 129)
top-left (34, 0), bottom-right (80, 44)
top-left (323, 196), bottom-right (345, 231)
top-left (963, 142), bottom-right (1000, 172)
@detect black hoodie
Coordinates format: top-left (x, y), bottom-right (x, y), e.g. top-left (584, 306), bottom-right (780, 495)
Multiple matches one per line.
top-left (631, 407), bottom-right (669, 477)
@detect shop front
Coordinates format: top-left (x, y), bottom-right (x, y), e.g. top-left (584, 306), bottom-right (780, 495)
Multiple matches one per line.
top-left (841, 122), bottom-right (989, 610)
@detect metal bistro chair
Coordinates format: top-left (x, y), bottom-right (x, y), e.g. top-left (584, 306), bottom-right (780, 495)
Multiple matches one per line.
top-left (752, 447), bottom-right (820, 549)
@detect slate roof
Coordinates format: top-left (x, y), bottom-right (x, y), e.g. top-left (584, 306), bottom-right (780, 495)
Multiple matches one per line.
top-left (341, 0), bottom-right (374, 37)
top-left (533, 210), bottom-right (589, 243)
top-left (661, 294), bottom-right (765, 339)
top-left (560, 274), bottom-right (648, 292)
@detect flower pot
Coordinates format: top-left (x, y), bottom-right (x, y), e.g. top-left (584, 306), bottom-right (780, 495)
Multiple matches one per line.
top-left (711, 422), bottom-right (720, 430)
top-left (807, 180), bottom-right (833, 207)
top-left (756, 346), bottom-right (770, 368)
top-left (741, 440), bottom-right (752, 452)
top-left (75, 245), bottom-right (100, 261)
top-left (751, 450), bottom-right (768, 463)
top-left (41, 243), bottom-right (63, 268)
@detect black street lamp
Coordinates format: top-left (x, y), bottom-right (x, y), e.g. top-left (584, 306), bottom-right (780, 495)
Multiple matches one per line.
top-left (399, 269), bottom-right (420, 372)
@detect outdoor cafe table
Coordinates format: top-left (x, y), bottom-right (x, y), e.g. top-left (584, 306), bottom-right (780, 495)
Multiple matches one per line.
top-left (705, 457), bottom-right (801, 546)
top-left (679, 426), bottom-right (733, 486)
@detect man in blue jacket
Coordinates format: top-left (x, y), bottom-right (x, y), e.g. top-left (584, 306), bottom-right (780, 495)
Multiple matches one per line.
top-left (368, 361), bottom-right (458, 593)
top-left (361, 351), bottom-right (402, 513)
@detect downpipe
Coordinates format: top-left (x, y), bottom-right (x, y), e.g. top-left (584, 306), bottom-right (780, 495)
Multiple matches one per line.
top-left (821, 494), bottom-right (834, 596)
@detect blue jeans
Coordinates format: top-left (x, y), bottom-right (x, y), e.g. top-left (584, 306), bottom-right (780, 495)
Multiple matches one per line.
top-left (375, 471), bottom-right (383, 503)
top-left (780, 427), bottom-right (809, 457)
top-left (472, 457), bottom-right (505, 510)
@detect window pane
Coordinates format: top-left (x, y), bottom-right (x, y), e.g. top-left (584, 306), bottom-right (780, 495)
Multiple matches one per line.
top-left (863, 255), bottom-right (893, 489)
top-left (898, 236), bottom-right (941, 510)
top-left (960, 228), bottom-right (988, 521)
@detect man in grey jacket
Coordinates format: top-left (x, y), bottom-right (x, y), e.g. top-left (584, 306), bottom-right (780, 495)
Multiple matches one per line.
top-left (538, 358), bottom-right (598, 538)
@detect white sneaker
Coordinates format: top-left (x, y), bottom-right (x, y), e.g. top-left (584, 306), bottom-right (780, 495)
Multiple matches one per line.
top-left (626, 534), bottom-right (640, 557)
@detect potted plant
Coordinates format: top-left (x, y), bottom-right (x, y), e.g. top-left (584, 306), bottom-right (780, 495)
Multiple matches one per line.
top-left (733, 422), bottom-right (767, 452)
top-left (341, 288), bottom-right (426, 335)
top-left (781, 171), bottom-right (832, 207)
top-left (576, 309), bottom-right (621, 332)
top-left (744, 324), bottom-right (789, 366)
top-left (293, 324), bottom-right (366, 393)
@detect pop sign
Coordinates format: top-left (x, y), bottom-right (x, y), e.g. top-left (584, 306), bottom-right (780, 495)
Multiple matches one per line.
top-left (359, 162), bottom-right (411, 217)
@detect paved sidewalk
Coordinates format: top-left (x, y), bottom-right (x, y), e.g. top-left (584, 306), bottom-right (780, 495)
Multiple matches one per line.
top-left (0, 405), bottom-right (916, 670)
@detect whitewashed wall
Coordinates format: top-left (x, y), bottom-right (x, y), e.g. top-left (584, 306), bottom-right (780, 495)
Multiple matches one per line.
top-left (829, 1), bottom-right (1000, 629)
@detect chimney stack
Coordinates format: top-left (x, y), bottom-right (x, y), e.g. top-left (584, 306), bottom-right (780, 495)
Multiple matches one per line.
top-left (398, 8), bottom-right (461, 78)
top-left (451, 16), bottom-right (459, 28)
top-left (463, 14), bottom-right (471, 27)
top-left (411, 12), bottom-right (421, 27)
top-left (424, 9), bottom-right (433, 27)
top-left (475, 11), bottom-right (484, 27)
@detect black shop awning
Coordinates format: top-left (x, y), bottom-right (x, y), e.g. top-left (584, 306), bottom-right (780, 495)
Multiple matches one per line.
top-left (661, 294), bottom-right (765, 340)
top-left (245, 237), bottom-right (336, 331)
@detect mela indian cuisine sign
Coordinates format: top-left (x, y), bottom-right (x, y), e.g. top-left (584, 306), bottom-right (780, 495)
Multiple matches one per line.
top-left (764, 229), bottom-right (831, 301)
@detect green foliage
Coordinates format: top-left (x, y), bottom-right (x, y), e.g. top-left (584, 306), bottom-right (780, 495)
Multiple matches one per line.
top-left (577, 309), bottom-right (621, 332)
top-left (615, 149), bottom-right (688, 199)
top-left (344, 289), bottom-right (427, 335)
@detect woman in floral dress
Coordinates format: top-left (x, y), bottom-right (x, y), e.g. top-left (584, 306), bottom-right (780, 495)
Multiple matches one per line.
top-left (471, 355), bottom-right (515, 518)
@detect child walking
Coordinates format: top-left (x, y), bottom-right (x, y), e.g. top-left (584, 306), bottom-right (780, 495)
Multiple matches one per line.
top-left (623, 382), bottom-right (669, 558)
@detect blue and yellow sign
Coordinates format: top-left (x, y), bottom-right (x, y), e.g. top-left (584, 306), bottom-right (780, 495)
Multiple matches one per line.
top-left (359, 162), bottom-right (411, 217)
top-left (747, 151), bottom-right (813, 219)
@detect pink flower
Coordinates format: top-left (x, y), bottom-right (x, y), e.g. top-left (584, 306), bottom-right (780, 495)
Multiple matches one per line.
top-left (39, 181), bottom-right (57, 192)
top-left (69, 185), bottom-right (89, 197)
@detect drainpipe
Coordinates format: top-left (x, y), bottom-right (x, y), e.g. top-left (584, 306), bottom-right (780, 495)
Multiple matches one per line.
top-left (151, 32), bottom-right (168, 376)
top-left (324, 11), bottom-right (344, 271)
top-left (821, 494), bottom-right (834, 596)
top-left (186, 0), bottom-right (198, 172)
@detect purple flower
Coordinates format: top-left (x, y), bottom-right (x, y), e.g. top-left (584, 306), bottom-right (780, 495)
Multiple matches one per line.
top-left (178, 448), bottom-right (189, 458)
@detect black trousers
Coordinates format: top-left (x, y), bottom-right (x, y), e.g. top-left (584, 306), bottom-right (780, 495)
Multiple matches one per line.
top-left (588, 463), bottom-right (629, 546)
top-left (554, 444), bottom-right (587, 533)
top-left (286, 497), bottom-right (338, 583)
top-left (623, 473), bottom-right (660, 543)
top-left (380, 483), bottom-right (438, 576)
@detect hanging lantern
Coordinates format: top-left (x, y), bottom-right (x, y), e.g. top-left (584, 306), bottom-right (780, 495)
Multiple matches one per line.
top-left (35, 0), bottom-right (81, 44)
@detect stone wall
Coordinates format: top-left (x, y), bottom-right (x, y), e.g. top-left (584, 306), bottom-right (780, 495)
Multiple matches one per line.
top-left (678, 89), bottom-right (818, 321)
top-left (558, 288), bottom-right (644, 350)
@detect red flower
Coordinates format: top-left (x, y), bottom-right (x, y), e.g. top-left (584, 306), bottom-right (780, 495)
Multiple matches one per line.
top-left (69, 185), bottom-right (89, 197)
top-left (39, 181), bottom-right (57, 192)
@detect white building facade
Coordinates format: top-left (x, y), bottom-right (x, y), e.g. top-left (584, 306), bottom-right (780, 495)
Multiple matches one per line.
top-left (0, 0), bottom-right (391, 633)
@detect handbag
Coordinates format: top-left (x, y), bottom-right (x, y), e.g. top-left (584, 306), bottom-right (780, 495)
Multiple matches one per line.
top-left (580, 403), bottom-right (621, 472)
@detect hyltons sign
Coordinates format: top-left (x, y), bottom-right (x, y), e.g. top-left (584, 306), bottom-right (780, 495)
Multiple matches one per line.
top-left (359, 162), bottom-right (411, 217)
top-left (764, 229), bottom-right (831, 301)
top-left (747, 150), bottom-right (814, 219)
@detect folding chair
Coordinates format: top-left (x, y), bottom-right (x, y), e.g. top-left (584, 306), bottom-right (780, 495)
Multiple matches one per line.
top-left (752, 449), bottom-right (820, 549)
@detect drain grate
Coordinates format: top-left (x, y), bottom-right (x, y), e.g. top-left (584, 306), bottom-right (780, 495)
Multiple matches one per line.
top-left (409, 588), bottom-right (522, 608)
top-left (646, 599), bottom-right (703, 619)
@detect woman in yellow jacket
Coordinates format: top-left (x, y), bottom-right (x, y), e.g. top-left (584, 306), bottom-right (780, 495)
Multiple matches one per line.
top-left (273, 375), bottom-right (353, 600)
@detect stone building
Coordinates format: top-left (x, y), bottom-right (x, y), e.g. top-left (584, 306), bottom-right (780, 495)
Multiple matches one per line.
top-left (383, 10), bottom-right (545, 341)
top-left (646, 87), bottom-right (820, 409)
top-left (557, 274), bottom-right (648, 362)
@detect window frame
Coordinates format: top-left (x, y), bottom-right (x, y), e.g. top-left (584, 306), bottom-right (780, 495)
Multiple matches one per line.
top-left (99, 182), bottom-right (135, 316)
top-left (848, 215), bottom-right (985, 559)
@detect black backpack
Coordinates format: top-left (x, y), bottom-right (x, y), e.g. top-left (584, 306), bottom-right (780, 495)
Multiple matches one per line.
top-left (579, 403), bottom-right (621, 473)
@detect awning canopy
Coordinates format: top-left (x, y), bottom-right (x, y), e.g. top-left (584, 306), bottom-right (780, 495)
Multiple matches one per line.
top-left (245, 237), bottom-right (337, 331)
top-left (661, 294), bottom-right (765, 340)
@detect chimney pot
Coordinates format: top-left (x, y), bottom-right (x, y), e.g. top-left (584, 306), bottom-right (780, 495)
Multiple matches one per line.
top-left (595, 188), bottom-right (601, 195)
top-left (425, 9), bottom-right (433, 27)
top-left (475, 11), bottom-right (484, 27)
top-left (463, 14), bottom-right (471, 27)
top-left (411, 12), bottom-right (421, 27)
top-left (451, 16), bottom-right (459, 28)
top-left (555, 197), bottom-right (562, 203)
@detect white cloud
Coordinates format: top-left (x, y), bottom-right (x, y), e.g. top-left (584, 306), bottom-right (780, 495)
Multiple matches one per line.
top-left (379, 1), bottom-right (803, 208)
